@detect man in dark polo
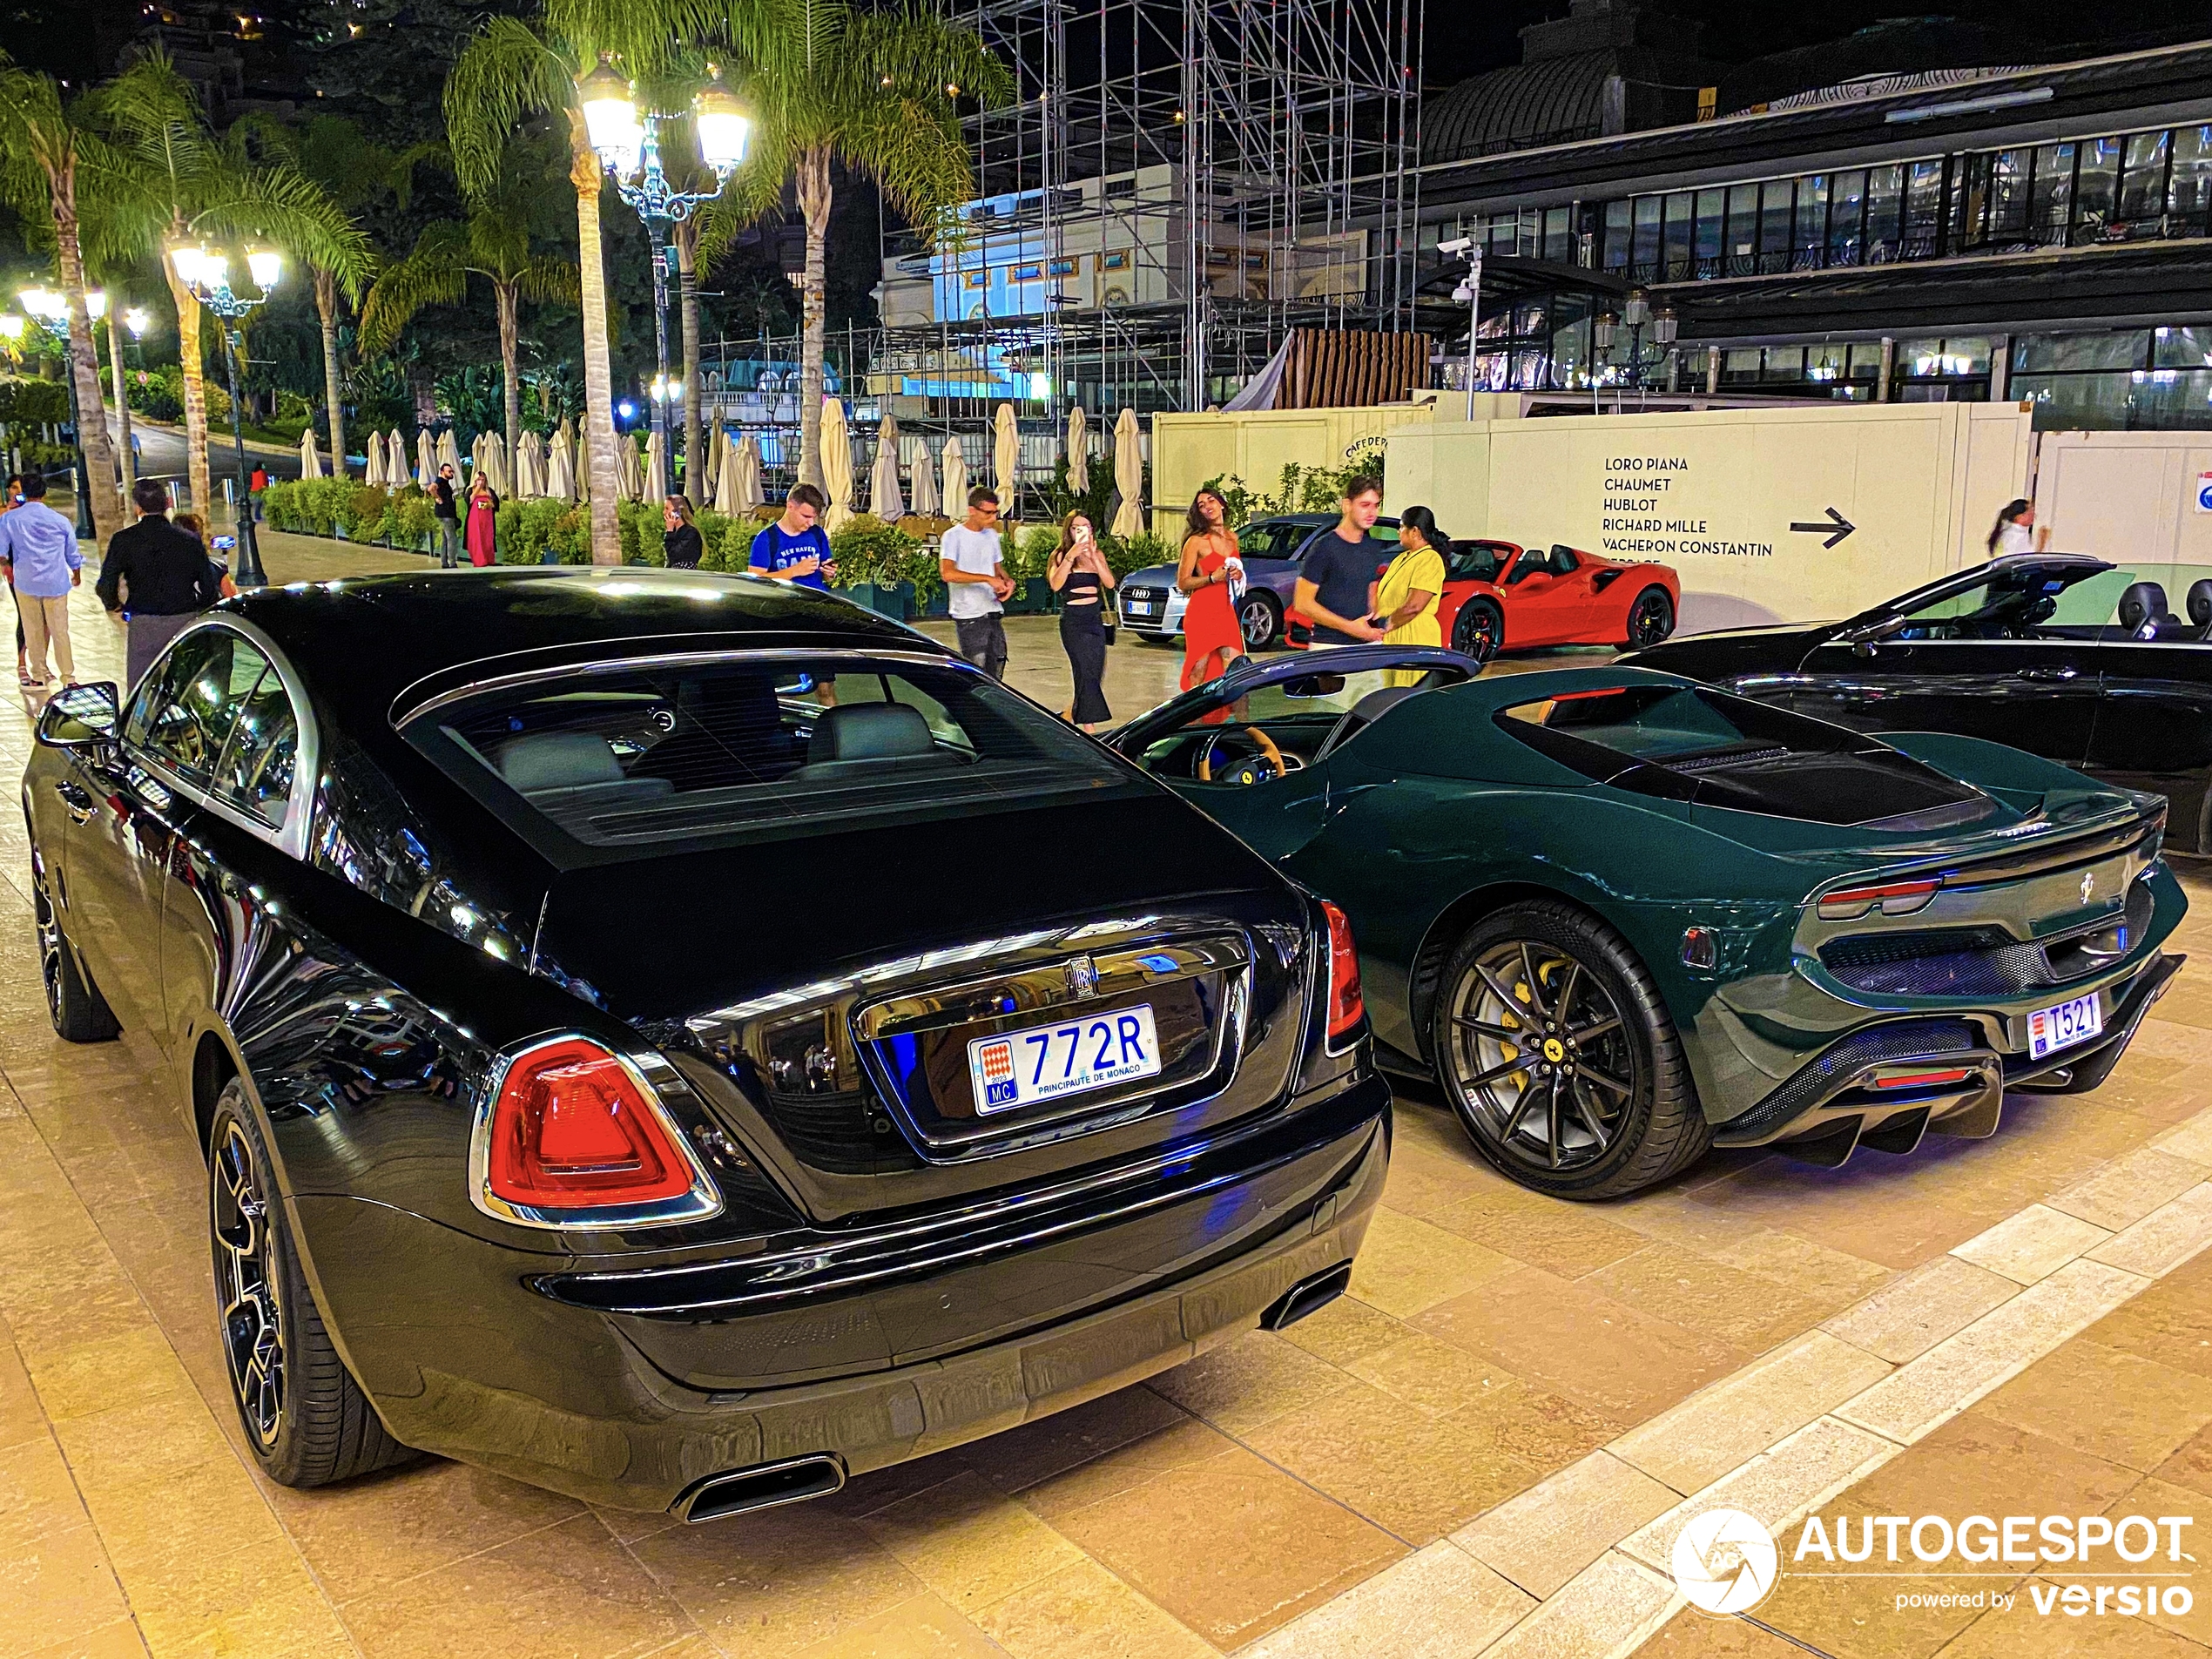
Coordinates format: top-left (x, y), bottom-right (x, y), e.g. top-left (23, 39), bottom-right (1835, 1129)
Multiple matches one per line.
top-left (96, 478), bottom-right (222, 688)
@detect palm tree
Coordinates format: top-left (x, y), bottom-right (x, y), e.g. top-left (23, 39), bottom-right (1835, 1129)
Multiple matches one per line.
top-left (240, 114), bottom-right (438, 480)
top-left (358, 182), bottom-right (579, 458)
top-left (89, 51), bottom-right (372, 524)
top-left (721, 4), bottom-right (1008, 489)
top-left (0, 57), bottom-right (128, 543)
top-left (445, 0), bottom-right (738, 564)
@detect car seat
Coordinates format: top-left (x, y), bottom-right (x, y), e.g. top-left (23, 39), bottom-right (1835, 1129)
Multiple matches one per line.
top-left (2188, 579), bottom-right (2212, 640)
top-left (491, 732), bottom-right (676, 812)
top-left (1314, 683), bottom-right (1426, 760)
top-left (2117, 581), bottom-right (2192, 641)
top-left (785, 702), bottom-right (960, 785)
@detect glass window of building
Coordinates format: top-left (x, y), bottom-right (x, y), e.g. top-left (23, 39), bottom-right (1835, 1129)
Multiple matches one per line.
top-left (2075, 136), bottom-right (2121, 237)
top-left (2029, 142), bottom-right (2075, 242)
top-left (1693, 188), bottom-right (1723, 274)
top-left (2118, 130), bottom-right (2171, 232)
top-left (1986, 150), bottom-right (2029, 240)
top-left (1793, 174), bottom-right (1829, 269)
top-left (1662, 192), bottom-right (1693, 278)
top-left (1865, 165), bottom-right (1904, 261)
top-left (1758, 179), bottom-right (1793, 270)
top-left (1724, 183), bottom-right (1757, 273)
top-left (2012, 329), bottom-right (2212, 431)
top-left (1543, 206), bottom-right (1574, 262)
top-left (2152, 325), bottom-right (2212, 369)
top-left (1603, 199), bottom-right (1631, 271)
top-left (1903, 159), bottom-right (1946, 256)
top-left (1828, 170), bottom-right (1865, 265)
top-left (2014, 331), bottom-right (2152, 373)
top-left (1631, 195), bottom-right (1660, 273)
top-left (2174, 125), bottom-right (2212, 223)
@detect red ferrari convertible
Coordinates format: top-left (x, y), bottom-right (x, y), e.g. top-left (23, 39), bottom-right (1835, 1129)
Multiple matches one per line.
top-left (1437, 541), bottom-right (1681, 662)
top-left (1289, 539), bottom-right (1680, 663)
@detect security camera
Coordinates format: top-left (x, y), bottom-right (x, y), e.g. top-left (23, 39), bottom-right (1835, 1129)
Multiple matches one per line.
top-left (1451, 282), bottom-right (1474, 302)
top-left (1438, 236), bottom-right (1474, 256)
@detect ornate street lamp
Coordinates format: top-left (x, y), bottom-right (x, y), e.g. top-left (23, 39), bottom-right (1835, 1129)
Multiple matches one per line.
top-left (580, 56), bottom-right (752, 495)
top-left (169, 241), bottom-right (282, 586)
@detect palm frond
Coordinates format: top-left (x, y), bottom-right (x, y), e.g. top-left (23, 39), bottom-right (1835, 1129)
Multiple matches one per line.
top-left (192, 162), bottom-right (376, 300)
top-left (445, 17), bottom-right (575, 201)
top-left (517, 254), bottom-right (581, 307)
top-left (357, 235), bottom-right (469, 354)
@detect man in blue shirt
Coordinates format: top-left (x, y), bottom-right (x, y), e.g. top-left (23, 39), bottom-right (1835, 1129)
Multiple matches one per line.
top-left (0, 473), bottom-right (83, 686)
top-left (749, 482), bottom-right (838, 590)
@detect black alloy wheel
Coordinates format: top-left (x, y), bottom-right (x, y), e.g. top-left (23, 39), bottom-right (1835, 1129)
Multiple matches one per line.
top-left (1626, 587), bottom-right (1676, 649)
top-left (1434, 900), bottom-right (1709, 1198)
top-left (32, 848), bottom-right (118, 1042)
top-left (207, 1083), bottom-right (413, 1486)
top-left (1239, 591), bottom-right (1283, 651)
top-left (1452, 597), bottom-right (1504, 664)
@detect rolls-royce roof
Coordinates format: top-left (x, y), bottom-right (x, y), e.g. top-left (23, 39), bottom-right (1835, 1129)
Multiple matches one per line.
top-left (223, 567), bottom-right (923, 724)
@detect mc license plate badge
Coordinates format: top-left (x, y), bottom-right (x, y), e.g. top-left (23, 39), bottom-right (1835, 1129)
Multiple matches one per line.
top-left (968, 1006), bottom-right (1162, 1115)
top-left (2027, 992), bottom-right (2102, 1062)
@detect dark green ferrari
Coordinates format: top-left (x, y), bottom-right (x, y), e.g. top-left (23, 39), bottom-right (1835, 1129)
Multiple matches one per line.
top-left (1110, 646), bottom-right (2187, 1198)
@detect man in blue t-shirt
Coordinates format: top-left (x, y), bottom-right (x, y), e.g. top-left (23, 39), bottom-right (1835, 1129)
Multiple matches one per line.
top-left (749, 482), bottom-right (837, 590)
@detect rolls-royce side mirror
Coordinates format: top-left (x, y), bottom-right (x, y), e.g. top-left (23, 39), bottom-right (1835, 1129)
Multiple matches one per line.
top-left (37, 681), bottom-right (121, 749)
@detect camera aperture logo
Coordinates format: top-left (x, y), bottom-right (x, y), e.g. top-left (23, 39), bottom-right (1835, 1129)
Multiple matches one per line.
top-left (1673, 1508), bottom-right (1779, 1615)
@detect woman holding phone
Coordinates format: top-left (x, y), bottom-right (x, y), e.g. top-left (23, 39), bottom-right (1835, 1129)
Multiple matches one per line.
top-left (1176, 487), bottom-right (1244, 695)
top-left (1049, 511), bottom-right (1116, 731)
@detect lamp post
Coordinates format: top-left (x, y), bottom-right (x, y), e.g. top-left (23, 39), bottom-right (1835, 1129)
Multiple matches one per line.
top-left (579, 57), bottom-right (752, 497)
top-left (1438, 236), bottom-right (1483, 418)
top-left (167, 242), bottom-right (282, 586)
top-left (1653, 305), bottom-right (1679, 391)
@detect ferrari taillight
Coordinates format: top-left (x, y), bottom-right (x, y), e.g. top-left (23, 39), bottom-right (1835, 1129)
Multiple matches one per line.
top-left (479, 1036), bottom-right (711, 1217)
top-left (1817, 877), bottom-right (1940, 921)
top-left (1322, 900), bottom-right (1366, 1044)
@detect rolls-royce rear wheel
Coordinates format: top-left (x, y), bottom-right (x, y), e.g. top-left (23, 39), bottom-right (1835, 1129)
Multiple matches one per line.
top-left (34, 850), bottom-right (118, 1043)
top-left (209, 1082), bottom-right (414, 1487)
top-left (1626, 587), bottom-right (1676, 649)
top-left (1433, 900), bottom-right (1709, 1198)
top-left (1452, 598), bottom-right (1504, 664)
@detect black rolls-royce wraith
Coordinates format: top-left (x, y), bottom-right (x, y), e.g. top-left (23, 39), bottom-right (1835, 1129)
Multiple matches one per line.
top-left (26, 570), bottom-right (1387, 1519)
top-left (1624, 554), bottom-right (2212, 851)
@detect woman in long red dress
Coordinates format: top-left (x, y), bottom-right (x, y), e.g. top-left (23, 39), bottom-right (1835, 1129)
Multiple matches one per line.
top-left (463, 475), bottom-right (500, 567)
top-left (1177, 488), bottom-right (1246, 696)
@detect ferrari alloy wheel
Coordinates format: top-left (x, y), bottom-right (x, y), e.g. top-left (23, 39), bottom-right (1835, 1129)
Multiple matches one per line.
top-left (31, 847), bottom-right (118, 1043)
top-left (1238, 591), bottom-right (1283, 651)
top-left (207, 1084), bottom-right (413, 1487)
top-left (1434, 901), bottom-right (1709, 1198)
top-left (1452, 598), bottom-right (1503, 664)
top-left (1626, 587), bottom-right (1676, 649)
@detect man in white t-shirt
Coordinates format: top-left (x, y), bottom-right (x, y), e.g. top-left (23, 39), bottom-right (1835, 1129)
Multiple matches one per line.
top-left (940, 487), bottom-right (1014, 680)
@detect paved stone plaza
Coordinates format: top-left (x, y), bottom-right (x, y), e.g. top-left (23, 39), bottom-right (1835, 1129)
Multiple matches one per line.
top-left (3, 538), bottom-right (2209, 1658)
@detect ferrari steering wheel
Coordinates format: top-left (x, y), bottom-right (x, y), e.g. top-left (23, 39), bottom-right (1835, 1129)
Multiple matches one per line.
top-left (1197, 725), bottom-right (1285, 785)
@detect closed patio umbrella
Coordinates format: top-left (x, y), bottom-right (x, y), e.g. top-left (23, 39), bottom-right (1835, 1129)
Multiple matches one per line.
top-left (435, 428), bottom-right (462, 484)
top-left (415, 428), bottom-right (435, 489)
top-left (736, 435), bottom-right (764, 513)
top-left (546, 428), bottom-right (575, 500)
top-left (907, 438), bottom-right (940, 517)
top-left (820, 395), bottom-right (853, 531)
top-left (941, 437), bottom-right (968, 516)
top-left (992, 401), bottom-right (1018, 509)
top-left (714, 434), bottom-right (741, 515)
top-left (643, 429), bottom-right (667, 503)
top-left (1066, 403), bottom-right (1089, 496)
top-left (388, 431), bottom-right (408, 489)
top-left (1110, 406), bottom-right (1144, 538)
top-left (299, 425), bottom-right (323, 480)
top-left (362, 432), bottom-right (382, 487)
top-left (869, 412), bottom-right (904, 522)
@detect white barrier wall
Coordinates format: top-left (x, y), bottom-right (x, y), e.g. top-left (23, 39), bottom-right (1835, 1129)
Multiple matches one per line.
top-left (2033, 430), bottom-right (2212, 564)
top-left (1386, 401), bottom-right (2037, 631)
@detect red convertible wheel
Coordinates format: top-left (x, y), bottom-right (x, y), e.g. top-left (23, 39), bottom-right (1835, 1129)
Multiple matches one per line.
top-left (1626, 587), bottom-right (1675, 649)
top-left (1452, 597), bottom-right (1503, 664)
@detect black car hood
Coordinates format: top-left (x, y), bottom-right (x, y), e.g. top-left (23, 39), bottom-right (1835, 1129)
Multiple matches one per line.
top-left (532, 787), bottom-right (1289, 1026)
top-left (1619, 622), bottom-right (1834, 678)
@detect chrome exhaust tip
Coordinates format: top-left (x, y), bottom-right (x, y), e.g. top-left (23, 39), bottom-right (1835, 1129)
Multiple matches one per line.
top-left (678, 1453), bottom-right (846, 1523)
top-left (1260, 1262), bottom-right (1352, 1332)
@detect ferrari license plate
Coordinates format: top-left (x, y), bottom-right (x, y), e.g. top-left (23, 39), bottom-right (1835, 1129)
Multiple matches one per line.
top-left (968, 1007), bottom-right (1161, 1115)
top-left (2027, 992), bottom-right (2102, 1061)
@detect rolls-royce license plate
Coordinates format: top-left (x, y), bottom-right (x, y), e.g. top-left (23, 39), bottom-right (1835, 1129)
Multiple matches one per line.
top-left (2027, 992), bottom-right (2101, 1061)
top-left (968, 1007), bottom-right (1161, 1115)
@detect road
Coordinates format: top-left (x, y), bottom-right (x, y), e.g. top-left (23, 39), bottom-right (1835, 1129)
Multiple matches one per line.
top-left (102, 411), bottom-right (304, 500)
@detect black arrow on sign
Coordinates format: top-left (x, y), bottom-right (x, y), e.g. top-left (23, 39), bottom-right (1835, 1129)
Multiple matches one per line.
top-left (1790, 506), bottom-right (1857, 549)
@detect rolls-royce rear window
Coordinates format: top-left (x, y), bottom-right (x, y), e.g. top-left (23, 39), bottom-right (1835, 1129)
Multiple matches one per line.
top-left (1497, 685), bottom-right (1993, 828)
top-left (404, 653), bottom-right (1138, 858)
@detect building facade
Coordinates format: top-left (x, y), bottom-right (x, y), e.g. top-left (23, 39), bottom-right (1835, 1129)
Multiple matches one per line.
top-left (1413, 22), bottom-right (2212, 429)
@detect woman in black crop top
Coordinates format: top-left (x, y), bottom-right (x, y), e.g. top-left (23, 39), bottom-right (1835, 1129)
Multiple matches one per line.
top-left (1048, 512), bottom-right (1116, 731)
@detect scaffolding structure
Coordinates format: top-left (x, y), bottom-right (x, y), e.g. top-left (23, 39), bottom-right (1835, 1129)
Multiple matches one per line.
top-left (880, 0), bottom-right (1424, 416)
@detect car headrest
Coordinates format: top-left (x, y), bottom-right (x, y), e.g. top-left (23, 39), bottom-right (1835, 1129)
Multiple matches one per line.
top-left (2119, 581), bottom-right (2171, 636)
top-left (2189, 579), bottom-right (2212, 629)
top-left (493, 731), bottom-right (624, 792)
top-left (808, 702), bottom-right (934, 764)
top-left (1349, 685), bottom-right (1424, 724)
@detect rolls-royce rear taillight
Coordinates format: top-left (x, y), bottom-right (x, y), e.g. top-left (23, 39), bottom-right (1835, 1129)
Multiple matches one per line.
top-left (1321, 900), bottom-right (1365, 1045)
top-left (472, 1035), bottom-right (719, 1227)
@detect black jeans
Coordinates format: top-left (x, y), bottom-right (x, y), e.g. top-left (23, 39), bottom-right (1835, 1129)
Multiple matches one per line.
top-left (954, 612), bottom-right (1008, 681)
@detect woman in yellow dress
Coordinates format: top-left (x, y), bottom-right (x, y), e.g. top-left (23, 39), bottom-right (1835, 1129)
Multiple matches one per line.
top-left (1372, 505), bottom-right (1449, 686)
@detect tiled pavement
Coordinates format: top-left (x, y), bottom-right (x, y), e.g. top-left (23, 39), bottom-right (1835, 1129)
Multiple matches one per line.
top-left (2, 530), bottom-right (2210, 1656)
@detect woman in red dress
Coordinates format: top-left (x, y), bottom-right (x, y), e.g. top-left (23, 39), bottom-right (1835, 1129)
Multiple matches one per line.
top-left (1177, 488), bottom-right (1246, 696)
top-left (463, 475), bottom-right (500, 566)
